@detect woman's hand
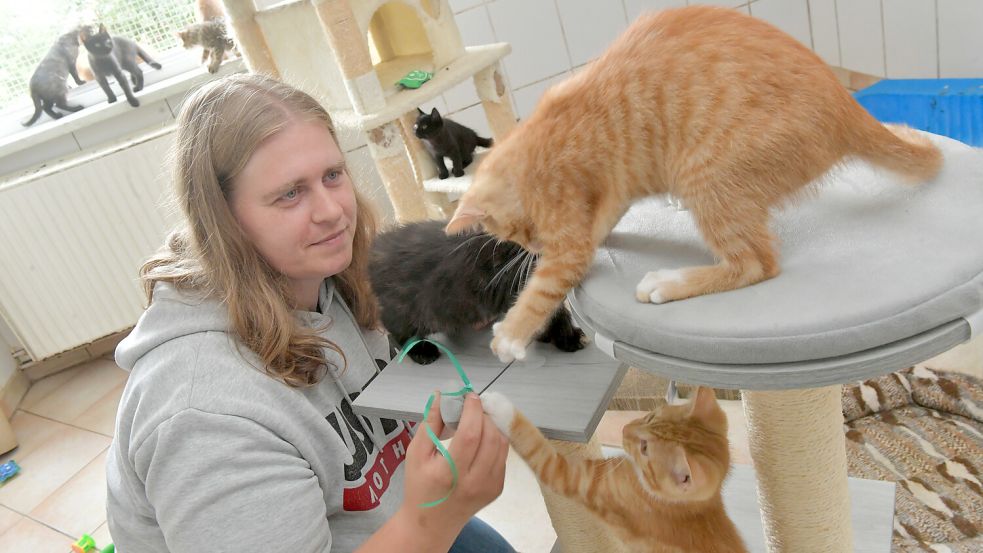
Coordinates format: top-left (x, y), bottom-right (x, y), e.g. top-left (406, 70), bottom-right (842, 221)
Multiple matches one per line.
top-left (357, 392), bottom-right (509, 553)
top-left (402, 392), bottom-right (509, 532)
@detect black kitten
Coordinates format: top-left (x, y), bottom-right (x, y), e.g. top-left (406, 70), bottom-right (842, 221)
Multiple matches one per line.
top-left (369, 220), bottom-right (586, 364)
top-left (23, 29), bottom-right (86, 126)
top-left (81, 24), bottom-right (162, 108)
top-left (413, 107), bottom-right (493, 179)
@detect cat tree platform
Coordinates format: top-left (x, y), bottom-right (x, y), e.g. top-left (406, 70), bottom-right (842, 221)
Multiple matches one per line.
top-left (353, 329), bottom-right (627, 443)
top-left (568, 132), bottom-right (983, 553)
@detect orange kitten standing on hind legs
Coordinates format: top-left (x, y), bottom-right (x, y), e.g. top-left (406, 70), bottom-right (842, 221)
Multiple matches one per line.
top-left (481, 387), bottom-right (748, 553)
top-left (445, 6), bottom-right (943, 363)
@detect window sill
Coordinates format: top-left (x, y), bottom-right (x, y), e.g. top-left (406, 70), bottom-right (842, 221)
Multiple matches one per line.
top-left (0, 49), bottom-right (245, 180)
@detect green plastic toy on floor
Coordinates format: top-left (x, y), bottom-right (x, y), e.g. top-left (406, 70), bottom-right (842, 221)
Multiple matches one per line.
top-left (71, 533), bottom-right (114, 553)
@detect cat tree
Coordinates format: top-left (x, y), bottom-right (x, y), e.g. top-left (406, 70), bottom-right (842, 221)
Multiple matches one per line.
top-left (221, 1), bottom-right (617, 551)
top-left (223, 0), bottom-right (518, 222)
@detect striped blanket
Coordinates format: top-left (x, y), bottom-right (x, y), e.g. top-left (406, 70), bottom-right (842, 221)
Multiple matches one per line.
top-left (842, 366), bottom-right (982, 552)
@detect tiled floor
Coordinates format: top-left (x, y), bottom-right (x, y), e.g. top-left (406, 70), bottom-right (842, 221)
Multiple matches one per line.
top-left (1, 338), bottom-right (978, 552)
top-left (0, 357), bottom-right (123, 552)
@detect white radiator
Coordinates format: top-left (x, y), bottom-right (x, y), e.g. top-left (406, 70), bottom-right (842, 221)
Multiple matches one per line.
top-left (0, 131), bottom-right (178, 361)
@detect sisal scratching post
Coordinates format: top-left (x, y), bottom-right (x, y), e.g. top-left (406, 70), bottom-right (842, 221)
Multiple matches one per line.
top-left (398, 112), bottom-right (454, 218)
top-left (222, 0), bottom-right (280, 77)
top-left (474, 63), bottom-right (517, 140)
top-left (312, 0), bottom-right (386, 115)
top-left (367, 121), bottom-right (428, 222)
top-left (742, 386), bottom-right (854, 553)
top-left (541, 435), bottom-right (627, 553)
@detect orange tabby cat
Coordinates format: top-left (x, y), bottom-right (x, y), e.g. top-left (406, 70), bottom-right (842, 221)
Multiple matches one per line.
top-left (445, 6), bottom-right (943, 363)
top-left (482, 387), bottom-right (747, 553)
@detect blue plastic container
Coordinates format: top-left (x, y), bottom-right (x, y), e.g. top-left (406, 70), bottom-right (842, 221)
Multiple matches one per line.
top-left (854, 79), bottom-right (983, 147)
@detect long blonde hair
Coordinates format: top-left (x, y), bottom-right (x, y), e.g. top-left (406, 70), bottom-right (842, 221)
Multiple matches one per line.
top-left (143, 73), bottom-right (378, 387)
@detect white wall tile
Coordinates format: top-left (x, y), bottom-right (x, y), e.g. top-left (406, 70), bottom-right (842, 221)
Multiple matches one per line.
top-left (835, 0), bottom-right (885, 76)
top-left (883, 0), bottom-right (938, 78)
top-left (443, 6), bottom-right (497, 112)
top-left (487, 0), bottom-right (571, 88)
top-left (938, 0), bottom-right (983, 78)
top-left (623, 0), bottom-right (686, 22)
top-left (446, 103), bottom-right (493, 138)
top-left (808, 0), bottom-right (840, 66)
top-left (449, 0), bottom-right (486, 13)
top-left (512, 72), bottom-right (571, 120)
top-left (557, 0), bottom-right (628, 67)
top-left (687, 0), bottom-right (748, 7)
top-left (750, 0), bottom-right (812, 49)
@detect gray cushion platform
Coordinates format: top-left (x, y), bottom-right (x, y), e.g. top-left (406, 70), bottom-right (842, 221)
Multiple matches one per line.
top-left (571, 132), bottom-right (983, 389)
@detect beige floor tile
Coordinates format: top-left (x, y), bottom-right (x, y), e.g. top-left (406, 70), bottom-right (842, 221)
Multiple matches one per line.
top-left (90, 521), bottom-right (113, 548)
top-left (30, 451), bottom-right (108, 539)
top-left (918, 335), bottom-right (983, 379)
top-left (18, 366), bottom-right (84, 412)
top-left (0, 505), bottom-right (24, 537)
top-left (594, 410), bottom-right (643, 448)
top-left (73, 382), bottom-right (125, 437)
top-left (0, 424), bottom-right (110, 514)
top-left (479, 447), bottom-right (556, 553)
top-left (24, 359), bottom-right (128, 426)
top-left (0, 411), bottom-right (67, 466)
top-left (0, 517), bottom-right (73, 552)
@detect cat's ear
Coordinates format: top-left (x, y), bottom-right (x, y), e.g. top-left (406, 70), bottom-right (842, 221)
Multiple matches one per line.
top-left (80, 26), bottom-right (91, 41)
top-left (430, 107), bottom-right (441, 123)
top-left (98, 23), bottom-right (107, 34)
top-left (417, 107), bottom-right (425, 115)
top-left (688, 386), bottom-right (724, 426)
top-left (445, 199), bottom-right (486, 235)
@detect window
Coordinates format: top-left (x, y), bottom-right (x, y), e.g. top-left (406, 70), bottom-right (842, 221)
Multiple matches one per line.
top-left (1, 0), bottom-right (195, 114)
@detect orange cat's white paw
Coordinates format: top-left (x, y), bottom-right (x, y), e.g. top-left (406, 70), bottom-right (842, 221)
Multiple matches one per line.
top-left (491, 322), bottom-right (528, 363)
top-left (635, 269), bottom-right (685, 304)
top-left (480, 391), bottom-right (514, 435)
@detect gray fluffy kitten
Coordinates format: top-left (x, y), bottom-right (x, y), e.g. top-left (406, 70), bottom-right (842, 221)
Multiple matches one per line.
top-left (369, 220), bottom-right (585, 364)
top-left (23, 29), bottom-right (86, 126)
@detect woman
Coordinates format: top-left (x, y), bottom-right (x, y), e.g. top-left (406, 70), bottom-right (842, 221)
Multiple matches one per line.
top-left (106, 73), bottom-right (514, 552)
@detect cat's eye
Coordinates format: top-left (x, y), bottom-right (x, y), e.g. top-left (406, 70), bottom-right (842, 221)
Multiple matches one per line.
top-left (639, 440), bottom-right (648, 455)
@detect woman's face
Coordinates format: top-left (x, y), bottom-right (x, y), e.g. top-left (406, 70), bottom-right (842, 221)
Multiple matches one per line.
top-left (230, 119), bottom-right (357, 306)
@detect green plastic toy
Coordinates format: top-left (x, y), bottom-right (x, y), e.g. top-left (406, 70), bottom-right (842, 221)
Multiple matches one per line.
top-left (396, 70), bottom-right (433, 89)
top-left (71, 533), bottom-right (114, 553)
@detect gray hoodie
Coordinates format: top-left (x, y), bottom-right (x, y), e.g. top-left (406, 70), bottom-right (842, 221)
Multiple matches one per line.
top-left (107, 280), bottom-right (410, 552)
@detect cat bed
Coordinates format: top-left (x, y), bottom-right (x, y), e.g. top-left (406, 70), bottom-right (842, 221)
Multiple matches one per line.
top-left (841, 366), bottom-right (983, 552)
top-left (570, 132), bottom-right (983, 388)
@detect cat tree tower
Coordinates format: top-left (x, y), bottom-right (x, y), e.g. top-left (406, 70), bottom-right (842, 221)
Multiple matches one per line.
top-left (222, 0), bottom-right (518, 222)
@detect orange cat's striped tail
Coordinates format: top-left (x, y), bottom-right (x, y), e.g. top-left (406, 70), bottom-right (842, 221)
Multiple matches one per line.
top-left (852, 116), bottom-right (943, 183)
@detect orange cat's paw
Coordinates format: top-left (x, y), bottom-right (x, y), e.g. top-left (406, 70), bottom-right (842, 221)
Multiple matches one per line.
top-left (480, 391), bottom-right (514, 436)
top-left (635, 269), bottom-right (686, 304)
top-left (491, 322), bottom-right (528, 363)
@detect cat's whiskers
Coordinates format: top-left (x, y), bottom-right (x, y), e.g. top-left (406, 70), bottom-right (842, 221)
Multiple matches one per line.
top-left (510, 250), bottom-right (532, 295)
top-left (487, 249), bottom-right (526, 290)
top-left (449, 233), bottom-right (489, 256)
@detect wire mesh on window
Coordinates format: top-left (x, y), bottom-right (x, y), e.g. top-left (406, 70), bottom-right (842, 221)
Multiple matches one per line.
top-left (0, 0), bottom-right (197, 113)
